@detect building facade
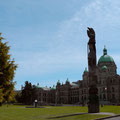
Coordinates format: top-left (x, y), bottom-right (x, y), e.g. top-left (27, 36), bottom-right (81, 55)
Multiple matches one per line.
top-left (36, 47), bottom-right (120, 105)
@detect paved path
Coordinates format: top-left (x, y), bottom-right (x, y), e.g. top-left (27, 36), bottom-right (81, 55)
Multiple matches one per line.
top-left (92, 112), bottom-right (115, 116)
top-left (105, 116), bottom-right (120, 120)
top-left (48, 112), bottom-right (115, 119)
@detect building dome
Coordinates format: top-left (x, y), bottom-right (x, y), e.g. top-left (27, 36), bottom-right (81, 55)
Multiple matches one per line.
top-left (36, 83), bottom-right (41, 88)
top-left (66, 78), bottom-right (70, 83)
top-left (57, 80), bottom-right (61, 85)
top-left (84, 67), bottom-right (88, 73)
top-left (98, 47), bottom-right (114, 64)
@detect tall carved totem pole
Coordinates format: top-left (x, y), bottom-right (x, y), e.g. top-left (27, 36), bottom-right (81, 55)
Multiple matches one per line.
top-left (87, 27), bottom-right (99, 113)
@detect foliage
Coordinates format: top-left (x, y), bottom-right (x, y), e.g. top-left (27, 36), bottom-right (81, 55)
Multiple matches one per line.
top-left (0, 89), bottom-right (3, 103)
top-left (15, 91), bottom-right (22, 103)
top-left (21, 81), bottom-right (37, 105)
top-left (0, 33), bottom-right (17, 103)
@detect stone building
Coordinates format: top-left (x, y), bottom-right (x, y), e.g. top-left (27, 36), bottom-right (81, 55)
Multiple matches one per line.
top-left (97, 47), bottom-right (120, 104)
top-left (56, 79), bottom-right (79, 104)
top-left (36, 84), bottom-right (56, 105)
top-left (36, 47), bottom-right (120, 105)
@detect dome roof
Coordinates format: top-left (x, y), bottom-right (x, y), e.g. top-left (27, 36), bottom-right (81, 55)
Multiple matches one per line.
top-left (57, 80), bottom-right (60, 84)
top-left (98, 47), bottom-right (114, 63)
top-left (36, 83), bottom-right (41, 88)
top-left (98, 55), bottom-right (114, 63)
top-left (84, 67), bottom-right (88, 73)
top-left (66, 78), bottom-right (70, 83)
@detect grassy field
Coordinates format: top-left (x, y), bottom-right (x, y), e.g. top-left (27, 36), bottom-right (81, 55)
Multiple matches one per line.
top-left (0, 105), bottom-right (120, 120)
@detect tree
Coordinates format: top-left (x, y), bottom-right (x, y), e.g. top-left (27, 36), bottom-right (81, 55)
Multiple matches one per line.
top-left (0, 33), bottom-right (17, 104)
top-left (15, 91), bottom-right (22, 103)
top-left (21, 81), bottom-right (37, 105)
top-left (21, 81), bottom-right (33, 105)
top-left (0, 89), bottom-right (3, 105)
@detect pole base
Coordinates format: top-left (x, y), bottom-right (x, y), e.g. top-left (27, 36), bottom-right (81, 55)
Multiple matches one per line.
top-left (88, 103), bottom-right (99, 113)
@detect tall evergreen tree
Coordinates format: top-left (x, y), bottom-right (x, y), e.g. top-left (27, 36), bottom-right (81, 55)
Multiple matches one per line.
top-left (21, 81), bottom-right (37, 105)
top-left (21, 81), bottom-right (33, 105)
top-left (0, 33), bottom-right (17, 104)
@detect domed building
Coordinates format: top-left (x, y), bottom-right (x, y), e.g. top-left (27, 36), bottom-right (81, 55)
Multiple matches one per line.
top-left (97, 47), bottom-right (120, 104)
top-left (97, 47), bottom-right (116, 76)
top-left (36, 47), bottom-right (120, 105)
top-left (79, 47), bottom-right (120, 105)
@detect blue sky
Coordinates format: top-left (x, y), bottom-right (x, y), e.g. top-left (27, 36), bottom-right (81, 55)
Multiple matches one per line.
top-left (1, 0), bottom-right (120, 90)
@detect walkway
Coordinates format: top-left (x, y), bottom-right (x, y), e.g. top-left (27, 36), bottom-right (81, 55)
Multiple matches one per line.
top-left (48, 112), bottom-right (115, 119)
top-left (105, 116), bottom-right (120, 120)
top-left (94, 114), bottom-right (120, 120)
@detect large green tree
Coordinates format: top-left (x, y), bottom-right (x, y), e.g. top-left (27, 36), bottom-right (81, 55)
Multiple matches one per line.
top-left (0, 33), bottom-right (17, 104)
top-left (21, 81), bottom-right (37, 105)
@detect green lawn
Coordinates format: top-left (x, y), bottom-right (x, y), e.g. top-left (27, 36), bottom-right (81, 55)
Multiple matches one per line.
top-left (0, 105), bottom-right (120, 120)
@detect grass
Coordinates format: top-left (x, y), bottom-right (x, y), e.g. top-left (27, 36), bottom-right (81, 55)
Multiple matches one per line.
top-left (0, 105), bottom-right (120, 120)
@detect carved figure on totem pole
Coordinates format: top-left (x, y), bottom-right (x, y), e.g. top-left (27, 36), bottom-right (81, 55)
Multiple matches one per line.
top-left (87, 27), bottom-right (96, 74)
top-left (87, 27), bottom-right (99, 113)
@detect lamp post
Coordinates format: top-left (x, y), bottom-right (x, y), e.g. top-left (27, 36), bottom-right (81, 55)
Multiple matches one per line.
top-left (35, 99), bottom-right (38, 108)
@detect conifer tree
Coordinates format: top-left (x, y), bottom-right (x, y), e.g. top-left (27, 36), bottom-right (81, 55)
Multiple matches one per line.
top-left (0, 33), bottom-right (17, 104)
top-left (21, 81), bottom-right (37, 105)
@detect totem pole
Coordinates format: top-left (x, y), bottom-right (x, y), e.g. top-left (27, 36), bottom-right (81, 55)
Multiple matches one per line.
top-left (87, 27), bottom-right (99, 113)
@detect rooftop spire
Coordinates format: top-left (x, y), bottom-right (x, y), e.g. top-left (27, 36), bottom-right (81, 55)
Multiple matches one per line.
top-left (57, 80), bottom-right (60, 85)
top-left (103, 45), bottom-right (107, 55)
top-left (84, 67), bottom-right (88, 73)
top-left (66, 78), bottom-right (70, 83)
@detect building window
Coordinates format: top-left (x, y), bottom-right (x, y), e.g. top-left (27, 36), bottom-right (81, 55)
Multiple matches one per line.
top-left (110, 80), bottom-right (112, 83)
top-left (103, 94), bottom-right (106, 100)
top-left (84, 89), bottom-right (86, 93)
top-left (82, 96), bottom-right (83, 100)
top-left (112, 94), bottom-right (115, 99)
top-left (112, 87), bottom-right (115, 92)
top-left (100, 94), bottom-right (102, 99)
top-left (84, 96), bottom-right (86, 100)
top-left (103, 87), bottom-right (105, 92)
top-left (100, 88), bottom-right (102, 92)
top-left (99, 80), bottom-right (101, 84)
